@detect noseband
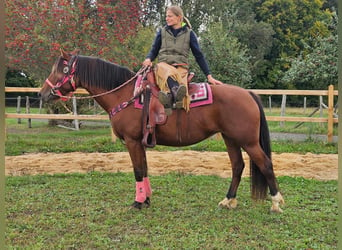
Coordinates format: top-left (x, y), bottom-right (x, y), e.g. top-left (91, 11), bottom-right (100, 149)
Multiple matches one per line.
top-left (45, 56), bottom-right (77, 101)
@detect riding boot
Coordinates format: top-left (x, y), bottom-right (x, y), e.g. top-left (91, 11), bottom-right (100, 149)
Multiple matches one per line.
top-left (158, 77), bottom-right (186, 114)
top-left (171, 85), bottom-right (186, 109)
top-left (158, 91), bottom-right (172, 116)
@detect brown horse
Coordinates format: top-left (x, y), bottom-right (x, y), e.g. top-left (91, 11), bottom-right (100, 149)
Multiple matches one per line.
top-left (39, 49), bottom-right (284, 213)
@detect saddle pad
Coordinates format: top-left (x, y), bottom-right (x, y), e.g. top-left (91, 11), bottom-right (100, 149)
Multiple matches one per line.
top-left (134, 81), bottom-right (213, 109)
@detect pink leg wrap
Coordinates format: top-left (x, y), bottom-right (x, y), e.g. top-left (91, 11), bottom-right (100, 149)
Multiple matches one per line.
top-left (143, 177), bottom-right (152, 197)
top-left (135, 181), bottom-right (146, 203)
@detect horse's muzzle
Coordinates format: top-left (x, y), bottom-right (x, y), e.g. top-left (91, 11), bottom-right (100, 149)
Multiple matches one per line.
top-left (38, 88), bottom-right (58, 102)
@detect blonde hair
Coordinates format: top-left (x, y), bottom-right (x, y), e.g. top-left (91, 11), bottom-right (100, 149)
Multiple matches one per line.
top-left (166, 5), bottom-right (192, 29)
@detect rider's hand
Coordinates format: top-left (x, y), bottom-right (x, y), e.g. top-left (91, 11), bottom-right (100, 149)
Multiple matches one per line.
top-left (142, 58), bottom-right (152, 67)
top-left (207, 74), bottom-right (223, 85)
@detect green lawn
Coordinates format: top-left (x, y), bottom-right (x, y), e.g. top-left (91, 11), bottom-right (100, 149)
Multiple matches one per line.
top-left (6, 172), bottom-right (337, 249)
top-left (4, 108), bottom-right (338, 249)
top-left (5, 119), bottom-right (338, 156)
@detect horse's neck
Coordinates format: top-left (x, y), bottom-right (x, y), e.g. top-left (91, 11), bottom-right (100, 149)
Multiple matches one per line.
top-left (83, 83), bottom-right (134, 113)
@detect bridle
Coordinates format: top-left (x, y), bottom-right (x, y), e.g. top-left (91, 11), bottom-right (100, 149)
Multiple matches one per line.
top-left (44, 57), bottom-right (149, 101)
top-left (45, 56), bottom-right (78, 101)
top-left (43, 56), bottom-right (152, 118)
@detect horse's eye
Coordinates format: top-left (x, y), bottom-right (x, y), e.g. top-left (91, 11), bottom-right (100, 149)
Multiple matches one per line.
top-left (63, 67), bottom-right (69, 74)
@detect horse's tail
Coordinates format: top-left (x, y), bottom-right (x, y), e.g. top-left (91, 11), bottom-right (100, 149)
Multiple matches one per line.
top-left (249, 91), bottom-right (270, 200)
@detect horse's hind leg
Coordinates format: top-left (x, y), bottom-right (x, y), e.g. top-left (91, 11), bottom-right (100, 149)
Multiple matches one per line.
top-left (125, 138), bottom-right (152, 209)
top-left (219, 139), bottom-right (245, 209)
top-left (244, 144), bottom-right (284, 213)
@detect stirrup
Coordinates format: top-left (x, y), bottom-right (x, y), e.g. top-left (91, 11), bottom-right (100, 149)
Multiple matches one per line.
top-left (158, 91), bottom-right (172, 116)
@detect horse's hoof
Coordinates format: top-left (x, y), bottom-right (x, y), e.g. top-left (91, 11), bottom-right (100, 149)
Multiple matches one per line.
top-left (143, 197), bottom-right (151, 208)
top-left (218, 197), bottom-right (238, 209)
top-left (130, 201), bottom-right (143, 210)
top-left (270, 192), bottom-right (284, 213)
top-left (270, 206), bottom-right (283, 213)
top-left (130, 198), bottom-right (151, 210)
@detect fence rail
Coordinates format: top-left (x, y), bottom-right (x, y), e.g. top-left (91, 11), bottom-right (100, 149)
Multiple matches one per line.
top-left (5, 85), bottom-right (338, 142)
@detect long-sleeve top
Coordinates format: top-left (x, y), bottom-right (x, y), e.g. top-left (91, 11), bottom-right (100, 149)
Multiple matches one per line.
top-left (146, 26), bottom-right (211, 76)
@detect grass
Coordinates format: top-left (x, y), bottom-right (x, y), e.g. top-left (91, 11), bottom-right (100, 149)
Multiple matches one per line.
top-left (265, 105), bottom-right (338, 136)
top-left (6, 105), bottom-right (338, 134)
top-left (264, 107), bottom-right (338, 135)
top-left (5, 119), bottom-right (338, 156)
top-left (6, 172), bottom-right (337, 249)
top-left (4, 108), bottom-right (338, 248)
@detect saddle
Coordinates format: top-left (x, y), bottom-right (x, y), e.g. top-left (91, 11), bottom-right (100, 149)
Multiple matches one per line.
top-left (140, 69), bottom-right (195, 148)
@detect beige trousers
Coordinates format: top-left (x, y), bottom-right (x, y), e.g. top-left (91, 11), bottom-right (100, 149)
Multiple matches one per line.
top-left (154, 62), bottom-right (189, 111)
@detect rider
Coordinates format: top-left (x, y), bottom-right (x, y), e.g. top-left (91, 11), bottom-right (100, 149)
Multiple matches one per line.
top-left (142, 5), bottom-right (222, 114)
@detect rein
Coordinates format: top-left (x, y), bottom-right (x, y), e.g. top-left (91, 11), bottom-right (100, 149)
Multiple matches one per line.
top-left (108, 72), bottom-right (146, 119)
top-left (108, 90), bottom-right (141, 119)
top-left (50, 64), bottom-right (149, 101)
top-left (46, 58), bottom-right (150, 118)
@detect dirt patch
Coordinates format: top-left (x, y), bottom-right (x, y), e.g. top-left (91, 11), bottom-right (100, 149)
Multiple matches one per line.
top-left (5, 151), bottom-right (337, 181)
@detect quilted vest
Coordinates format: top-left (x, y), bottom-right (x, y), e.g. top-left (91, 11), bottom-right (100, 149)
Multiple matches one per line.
top-left (158, 26), bottom-right (191, 67)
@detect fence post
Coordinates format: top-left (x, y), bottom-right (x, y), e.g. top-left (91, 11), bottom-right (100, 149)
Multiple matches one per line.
top-left (303, 97), bottom-right (307, 114)
top-left (39, 98), bottom-right (43, 114)
top-left (280, 94), bottom-right (286, 127)
top-left (319, 96), bottom-right (323, 127)
top-left (327, 85), bottom-right (334, 143)
top-left (16, 96), bottom-right (21, 124)
top-left (26, 96), bottom-right (31, 128)
top-left (72, 96), bottom-right (80, 130)
top-left (268, 96), bottom-right (272, 113)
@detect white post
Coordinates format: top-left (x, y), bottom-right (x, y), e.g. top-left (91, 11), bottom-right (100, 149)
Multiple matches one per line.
top-left (268, 96), bottom-right (272, 113)
top-left (319, 96), bottom-right (323, 127)
top-left (26, 96), bottom-right (31, 128)
top-left (16, 96), bottom-right (21, 124)
top-left (72, 96), bottom-right (79, 130)
top-left (280, 94), bottom-right (286, 127)
top-left (303, 97), bottom-right (306, 114)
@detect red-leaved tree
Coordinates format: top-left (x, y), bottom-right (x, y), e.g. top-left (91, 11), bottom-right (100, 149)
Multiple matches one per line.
top-left (5, 0), bottom-right (143, 83)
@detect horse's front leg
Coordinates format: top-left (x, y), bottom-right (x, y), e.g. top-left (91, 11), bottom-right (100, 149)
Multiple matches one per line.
top-left (219, 140), bottom-right (244, 210)
top-left (125, 138), bottom-right (152, 209)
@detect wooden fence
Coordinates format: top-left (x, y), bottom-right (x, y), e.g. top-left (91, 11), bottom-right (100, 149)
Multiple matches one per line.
top-left (5, 85), bottom-right (338, 142)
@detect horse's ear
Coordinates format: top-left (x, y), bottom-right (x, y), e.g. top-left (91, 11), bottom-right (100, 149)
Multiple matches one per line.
top-left (71, 49), bottom-right (80, 56)
top-left (60, 48), bottom-right (71, 60)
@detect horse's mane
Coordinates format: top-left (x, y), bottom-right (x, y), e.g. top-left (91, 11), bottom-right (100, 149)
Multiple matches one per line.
top-left (75, 55), bottom-right (136, 90)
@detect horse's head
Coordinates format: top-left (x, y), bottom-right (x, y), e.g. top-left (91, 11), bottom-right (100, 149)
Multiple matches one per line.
top-left (39, 49), bottom-right (80, 102)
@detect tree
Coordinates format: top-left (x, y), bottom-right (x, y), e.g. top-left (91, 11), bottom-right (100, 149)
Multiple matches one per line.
top-left (254, 0), bottom-right (335, 89)
top-left (194, 22), bottom-right (252, 87)
top-left (5, 69), bottom-right (37, 105)
top-left (141, 0), bottom-right (271, 87)
top-left (281, 13), bottom-right (337, 90)
top-left (255, 0), bottom-right (332, 58)
top-left (124, 25), bottom-right (156, 71)
top-left (5, 69), bottom-right (35, 88)
top-left (5, 0), bottom-right (141, 83)
top-left (214, 1), bottom-right (274, 88)
top-left (140, 0), bottom-right (223, 33)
